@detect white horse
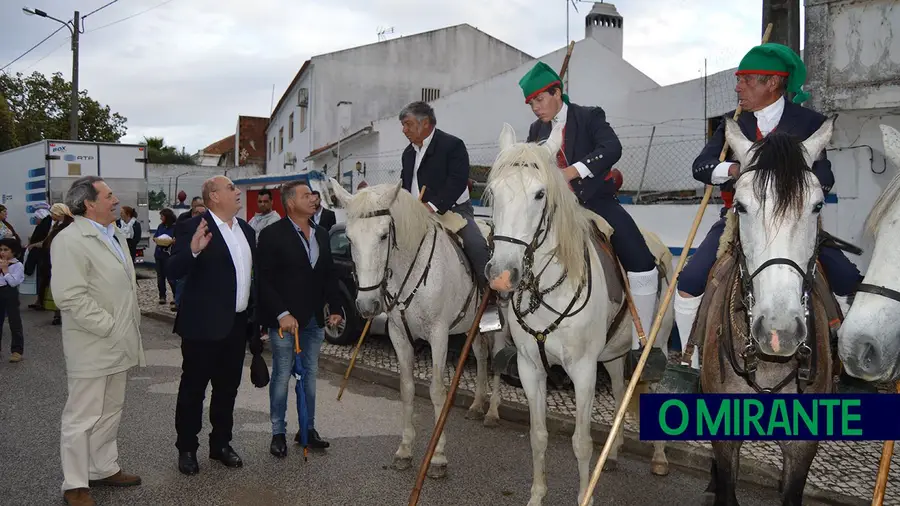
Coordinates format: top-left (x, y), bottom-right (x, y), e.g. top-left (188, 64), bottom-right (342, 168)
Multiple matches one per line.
top-left (483, 122), bottom-right (671, 506)
top-left (839, 124), bottom-right (900, 383)
top-left (329, 178), bottom-right (507, 478)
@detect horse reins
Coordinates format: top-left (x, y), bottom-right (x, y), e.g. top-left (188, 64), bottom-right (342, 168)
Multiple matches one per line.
top-left (492, 202), bottom-right (593, 373)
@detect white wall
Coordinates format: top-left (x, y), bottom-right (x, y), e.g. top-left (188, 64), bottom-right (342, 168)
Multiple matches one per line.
top-left (267, 70), bottom-right (313, 176)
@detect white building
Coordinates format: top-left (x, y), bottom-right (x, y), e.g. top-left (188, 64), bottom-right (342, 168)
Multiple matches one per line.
top-left (264, 24), bottom-right (534, 176)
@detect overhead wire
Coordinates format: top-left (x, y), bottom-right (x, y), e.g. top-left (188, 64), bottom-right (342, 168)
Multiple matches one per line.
top-left (1, 25), bottom-right (68, 73)
top-left (86, 0), bottom-right (177, 33)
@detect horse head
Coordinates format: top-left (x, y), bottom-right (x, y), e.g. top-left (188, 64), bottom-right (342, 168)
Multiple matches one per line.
top-left (485, 121), bottom-right (590, 293)
top-left (726, 115), bottom-right (834, 358)
top-left (329, 178), bottom-right (412, 318)
top-left (838, 123), bottom-right (900, 382)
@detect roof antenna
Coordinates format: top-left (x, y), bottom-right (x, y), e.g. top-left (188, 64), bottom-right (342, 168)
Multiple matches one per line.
top-left (377, 26), bottom-right (395, 41)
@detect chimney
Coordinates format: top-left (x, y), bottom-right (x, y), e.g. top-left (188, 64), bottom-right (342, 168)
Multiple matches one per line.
top-left (585, 2), bottom-right (623, 57)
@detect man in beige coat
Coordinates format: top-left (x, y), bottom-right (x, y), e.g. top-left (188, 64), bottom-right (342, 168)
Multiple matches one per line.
top-left (51, 175), bottom-right (146, 506)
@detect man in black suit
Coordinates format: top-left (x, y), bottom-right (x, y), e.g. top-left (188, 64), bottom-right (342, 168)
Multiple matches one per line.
top-left (519, 62), bottom-right (664, 380)
top-left (166, 176), bottom-right (259, 475)
top-left (257, 181), bottom-right (343, 457)
top-left (673, 43), bottom-right (862, 373)
top-left (310, 191), bottom-right (336, 231)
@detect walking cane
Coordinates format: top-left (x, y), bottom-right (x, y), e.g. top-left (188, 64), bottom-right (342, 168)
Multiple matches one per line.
top-left (577, 23), bottom-right (774, 506)
top-left (871, 381), bottom-right (900, 506)
top-left (336, 186), bottom-right (428, 401)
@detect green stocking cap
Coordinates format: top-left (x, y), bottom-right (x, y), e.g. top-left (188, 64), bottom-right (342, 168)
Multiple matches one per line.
top-left (519, 61), bottom-right (569, 104)
top-left (736, 42), bottom-right (810, 104)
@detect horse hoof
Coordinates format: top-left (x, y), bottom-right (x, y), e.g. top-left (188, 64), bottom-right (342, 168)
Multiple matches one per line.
top-left (466, 407), bottom-right (485, 420)
top-left (391, 456), bottom-right (412, 471)
top-left (427, 463), bottom-right (447, 479)
top-left (484, 415), bottom-right (500, 428)
top-left (602, 459), bottom-right (618, 472)
top-left (651, 461), bottom-right (669, 476)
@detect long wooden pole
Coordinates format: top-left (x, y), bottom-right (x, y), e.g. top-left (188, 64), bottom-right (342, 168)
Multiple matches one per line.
top-left (408, 289), bottom-right (492, 506)
top-left (577, 23), bottom-right (774, 506)
top-left (336, 186), bottom-right (428, 401)
top-left (871, 381), bottom-right (900, 506)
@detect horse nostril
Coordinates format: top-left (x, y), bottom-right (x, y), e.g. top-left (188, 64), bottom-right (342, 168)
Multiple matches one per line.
top-left (860, 341), bottom-right (878, 373)
top-left (752, 315), bottom-right (766, 340)
top-left (510, 267), bottom-right (520, 284)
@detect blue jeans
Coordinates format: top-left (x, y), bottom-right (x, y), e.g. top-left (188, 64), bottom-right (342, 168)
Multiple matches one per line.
top-left (268, 317), bottom-right (324, 436)
top-left (174, 277), bottom-right (186, 307)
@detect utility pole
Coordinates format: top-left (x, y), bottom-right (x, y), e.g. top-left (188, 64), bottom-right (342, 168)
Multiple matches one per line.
top-left (70, 10), bottom-right (80, 141)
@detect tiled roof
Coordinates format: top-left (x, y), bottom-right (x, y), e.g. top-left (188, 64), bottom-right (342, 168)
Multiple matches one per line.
top-left (202, 134), bottom-right (235, 155)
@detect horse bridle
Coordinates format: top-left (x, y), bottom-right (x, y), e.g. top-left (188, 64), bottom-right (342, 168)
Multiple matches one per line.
top-left (492, 200), bottom-right (592, 373)
top-left (854, 283), bottom-right (900, 305)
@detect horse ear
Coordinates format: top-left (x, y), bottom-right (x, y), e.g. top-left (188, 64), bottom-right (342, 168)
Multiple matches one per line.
top-left (724, 116), bottom-right (754, 168)
top-left (880, 124), bottom-right (900, 171)
top-left (499, 122), bottom-right (516, 151)
top-left (388, 181), bottom-right (402, 205)
top-left (801, 115), bottom-right (836, 168)
top-left (544, 121), bottom-right (564, 159)
top-left (329, 177), bottom-right (353, 207)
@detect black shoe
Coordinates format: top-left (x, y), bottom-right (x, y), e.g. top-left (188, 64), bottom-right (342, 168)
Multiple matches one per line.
top-left (295, 428), bottom-right (330, 449)
top-left (178, 452), bottom-right (199, 476)
top-left (209, 445), bottom-right (243, 468)
top-left (270, 434), bottom-right (287, 457)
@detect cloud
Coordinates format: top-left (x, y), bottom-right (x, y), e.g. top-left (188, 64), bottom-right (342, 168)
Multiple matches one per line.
top-left (0, 0), bottom-right (800, 154)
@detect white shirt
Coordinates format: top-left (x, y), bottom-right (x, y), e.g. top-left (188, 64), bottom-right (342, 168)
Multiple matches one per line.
top-left (197, 211), bottom-right (253, 313)
top-left (411, 128), bottom-right (470, 211)
top-left (710, 96), bottom-right (785, 184)
top-left (87, 218), bottom-right (126, 264)
top-left (0, 259), bottom-right (24, 288)
top-left (552, 103), bottom-right (592, 179)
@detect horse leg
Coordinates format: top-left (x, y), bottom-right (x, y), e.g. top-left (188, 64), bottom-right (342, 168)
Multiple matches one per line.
top-left (710, 440), bottom-right (742, 506)
top-left (518, 351), bottom-right (550, 506)
top-left (390, 320), bottom-right (416, 471)
top-left (604, 356), bottom-right (626, 470)
top-left (426, 327), bottom-right (450, 479)
top-left (703, 458), bottom-right (718, 505)
top-left (569, 359), bottom-right (598, 506)
top-left (484, 329), bottom-right (508, 427)
top-left (779, 441), bottom-right (818, 506)
top-left (648, 380), bottom-right (670, 476)
top-left (466, 332), bottom-right (488, 421)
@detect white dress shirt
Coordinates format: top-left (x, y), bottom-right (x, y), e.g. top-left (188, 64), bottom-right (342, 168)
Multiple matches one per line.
top-left (411, 128), bottom-right (470, 211)
top-left (710, 96), bottom-right (785, 184)
top-left (87, 218), bottom-right (126, 264)
top-left (198, 212), bottom-right (253, 313)
top-left (552, 103), bottom-right (592, 179)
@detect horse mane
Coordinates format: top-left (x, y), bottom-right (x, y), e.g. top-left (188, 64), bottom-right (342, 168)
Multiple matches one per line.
top-left (864, 167), bottom-right (900, 236)
top-left (343, 184), bottom-right (432, 251)
top-left (485, 140), bottom-right (592, 282)
top-left (744, 131), bottom-right (811, 225)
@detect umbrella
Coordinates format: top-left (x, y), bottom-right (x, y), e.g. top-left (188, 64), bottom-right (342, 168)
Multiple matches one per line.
top-left (281, 327), bottom-right (310, 461)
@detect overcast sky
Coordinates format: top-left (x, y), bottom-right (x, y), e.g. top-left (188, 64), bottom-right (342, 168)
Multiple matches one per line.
top-left (0, 0), bottom-right (801, 154)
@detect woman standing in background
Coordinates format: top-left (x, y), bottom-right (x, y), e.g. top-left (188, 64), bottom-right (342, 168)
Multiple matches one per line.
top-left (152, 208), bottom-right (177, 306)
top-left (117, 206), bottom-right (142, 262)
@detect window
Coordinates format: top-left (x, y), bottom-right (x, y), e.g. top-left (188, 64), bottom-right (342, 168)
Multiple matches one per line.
top-left (299, 106), bottom-right (307, 132)
top-left (268, 141), bottom-right (271, 159)
top-left (330, 228), bottom-right (350, 257)
top-left (279, 127), bottom-right (284, 153)
top-left (421, 87), bottom-right (440, 102)
top-left (289, 113), bottom-right (294, 141)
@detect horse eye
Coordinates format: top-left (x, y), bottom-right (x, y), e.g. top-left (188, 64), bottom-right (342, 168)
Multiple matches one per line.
top-left (812, 201), bottom-right (824, 213)
top-left (535, 189), bottom-right (546, 200)
top-left (379, 233), bottom-right (388, 241)
top-left (733, 202), bottom-right (747, 214)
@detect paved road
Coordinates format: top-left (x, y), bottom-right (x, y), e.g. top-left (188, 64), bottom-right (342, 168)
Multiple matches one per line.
top-left (0, 308), bottom-right (797, 505)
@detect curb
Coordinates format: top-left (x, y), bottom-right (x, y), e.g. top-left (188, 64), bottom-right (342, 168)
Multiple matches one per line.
top-left (142, 310), bottom-right (175, 324)
top-left (317, 353), bottom-right (867, 506)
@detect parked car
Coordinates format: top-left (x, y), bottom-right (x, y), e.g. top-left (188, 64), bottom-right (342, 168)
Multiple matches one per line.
top-left (324, 223), bottom-right (389, 345)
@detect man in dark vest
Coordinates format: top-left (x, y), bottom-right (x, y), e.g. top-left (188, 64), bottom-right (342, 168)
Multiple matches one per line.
top-left (674, 43), bottom-right (862, 374)
top-left (516, 61), bottom-right (666, 380)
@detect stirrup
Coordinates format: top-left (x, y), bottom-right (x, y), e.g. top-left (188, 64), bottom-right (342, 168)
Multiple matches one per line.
top-left (657, 363), bottom-right (701, 394)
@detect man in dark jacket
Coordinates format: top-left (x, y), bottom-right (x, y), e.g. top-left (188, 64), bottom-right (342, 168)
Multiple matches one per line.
top-left (518, 61), bottom-right (665, 380)
top-left (673, 43), bottom-right (862, 372)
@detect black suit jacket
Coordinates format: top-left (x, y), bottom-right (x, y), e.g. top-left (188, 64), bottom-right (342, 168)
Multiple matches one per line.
top-left (527, 102), bottom-right (622, 203)
top-left (167, 211), bottom-right (258, 342)
top-left (401, 129), bottom-right (470, 214)
top-left (256, 217), bottom-right (343, 330)
top-left (692, 99), bottom-right (834, 196)
top-left (315, 208), bottom-right (336, 231)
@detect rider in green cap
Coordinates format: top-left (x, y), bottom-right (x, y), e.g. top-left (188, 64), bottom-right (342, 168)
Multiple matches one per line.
top-left (664, 42), bottom-right (866, 393)
top-left (509, 60), bottom-right (667, 382)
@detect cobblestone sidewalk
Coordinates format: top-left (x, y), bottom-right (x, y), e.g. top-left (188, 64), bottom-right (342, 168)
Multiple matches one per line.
top-left (136, 276), bottom-right (899, 505)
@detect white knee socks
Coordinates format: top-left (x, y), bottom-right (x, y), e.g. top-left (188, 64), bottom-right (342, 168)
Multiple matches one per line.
top-left (627, 268), bottom-right (659, 351)
top-left (674, 291), bottom-right (702, 369)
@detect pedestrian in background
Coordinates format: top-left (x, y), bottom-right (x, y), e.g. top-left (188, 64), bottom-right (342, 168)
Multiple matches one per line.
top-left (152, 208), bottom-right (177, 306)
top-left (51, 175), bottom-right (145, 506)
top-left (0, 237), bottom-right (25, 363)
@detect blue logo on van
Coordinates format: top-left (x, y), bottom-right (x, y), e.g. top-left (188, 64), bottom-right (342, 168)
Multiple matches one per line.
top-left (63, 154), bottom-right (76, 161)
